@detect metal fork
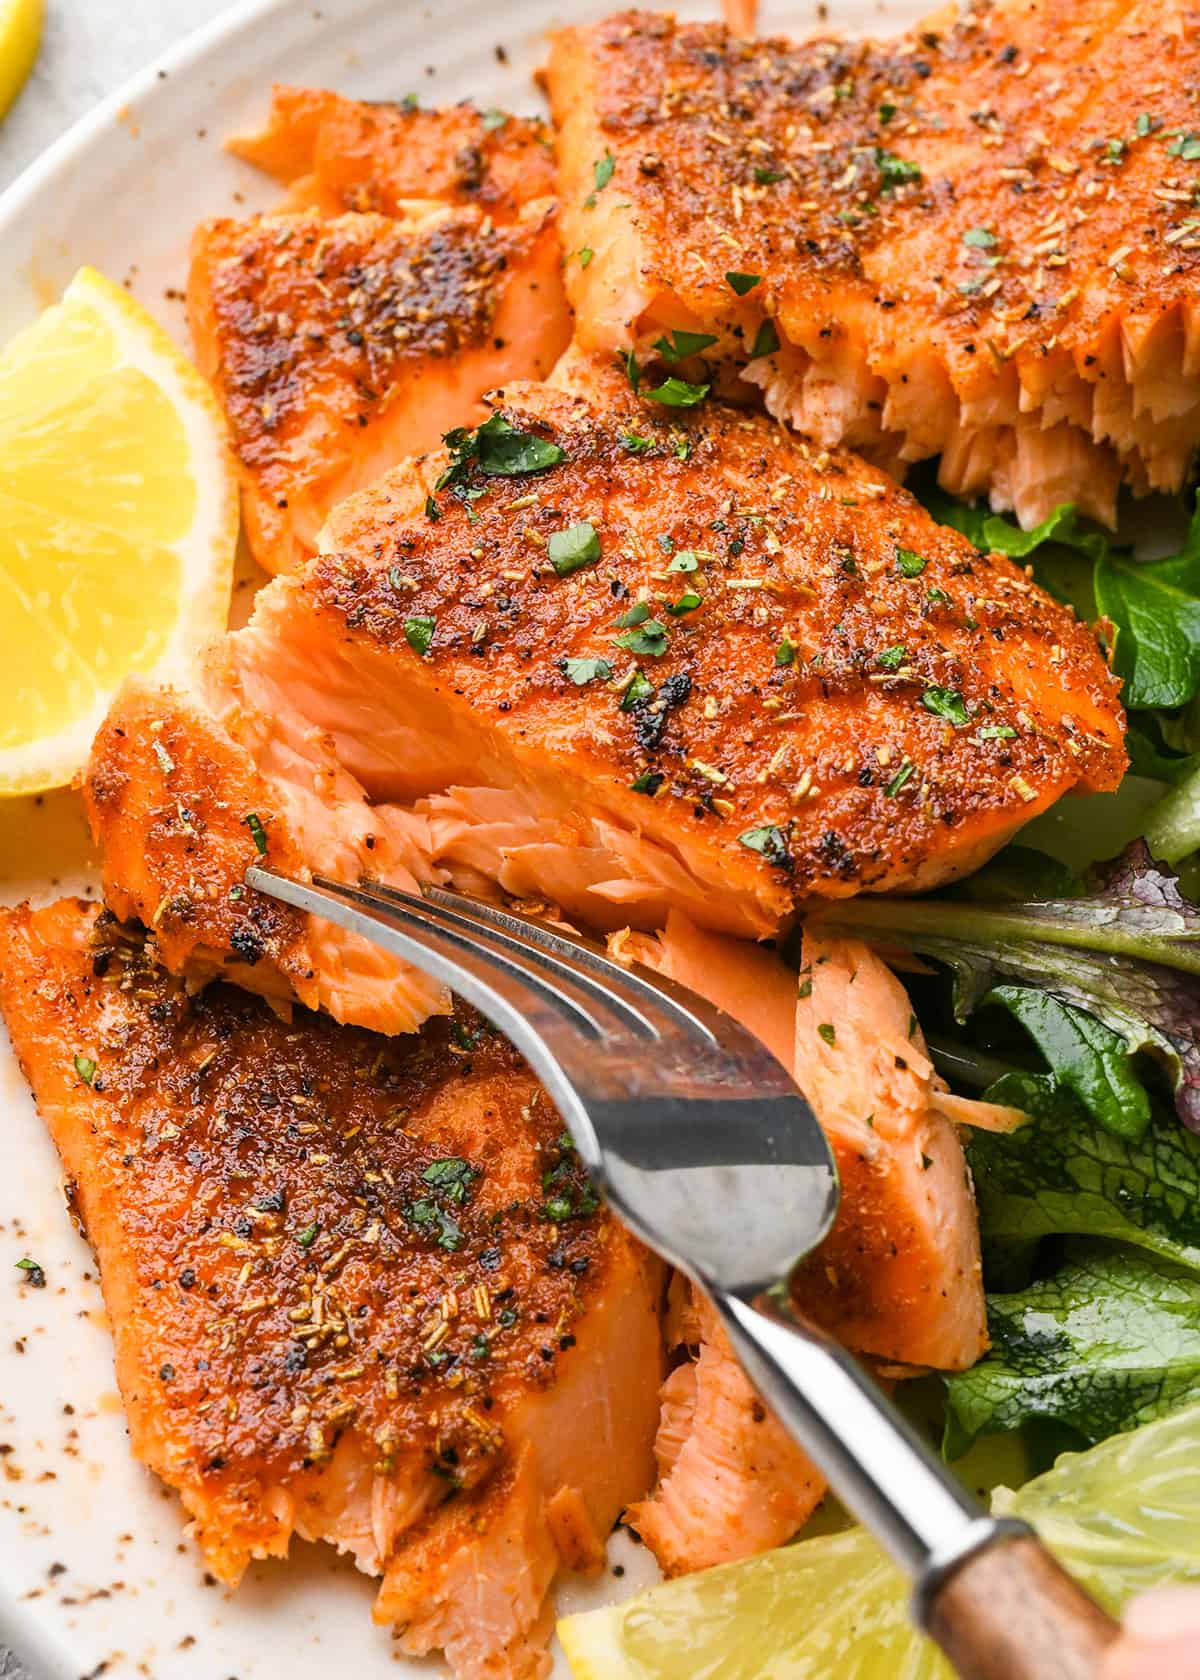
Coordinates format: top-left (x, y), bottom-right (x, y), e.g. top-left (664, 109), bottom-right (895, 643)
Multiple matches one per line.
top-left (246, 864), bottom-right (1117, 1680)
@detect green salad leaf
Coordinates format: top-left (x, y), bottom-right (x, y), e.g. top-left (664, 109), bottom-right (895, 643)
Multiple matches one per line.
top-left (814, 842), bottom-right (1200, 1136)
top-left (945, 1245), bottom-right (1200, 1452)
top-left (969, 1074), bottom-right (1200, 1272)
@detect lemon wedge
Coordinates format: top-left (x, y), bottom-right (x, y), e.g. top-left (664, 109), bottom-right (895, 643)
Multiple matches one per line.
top-left (0, 0), bottom-right (44, 121)
top-left (0, 266), bottom-right (237, 794)
top-left (560, 1401), bottom-right (1200, 1680)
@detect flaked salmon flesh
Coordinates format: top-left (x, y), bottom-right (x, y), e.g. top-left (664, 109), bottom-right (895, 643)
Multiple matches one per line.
top-left (0, 898), bottom-right (663, 1680)
top-left (547, 0), bottom-right (1200, 527)
top-left (85, 377), bottom-right (1123, 1035)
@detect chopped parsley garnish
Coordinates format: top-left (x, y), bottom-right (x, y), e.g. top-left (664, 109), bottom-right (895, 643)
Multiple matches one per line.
top-left (896, 547), bottom-right (929, 577)
top-left (665, 591), bottom-right (702, 616)
top-left (593, 150), bottom-right (616, 191)
top-left (406, 1198), bottom-right (463, 1251)
top-left (400, 92), bottom-right (419, 113)
top-left (436, 413), bottom-right (565, 489)
top-left (620, 670), bottom-right (655, 710)
top-left (481, 107), bottom-right (508, 131)
top-left (979, 723), bottom-right (1018, 739)
top-left (725, 270), bottom-right (762, 296)
top-left (615, 602), bottom-right (651, 627)
top-left (755, 165), bottom-right (786, 183)
top-left (926, 586), bottom-right (952, 606)
top-left (15, 1257), bottom-right (45, 1287)
top-left (963, 226), bottom-right (997, 248)
top-left (738, 824), bottom-right (792, 866)
top-left (294, 1222), bottom-right (319, 1249)
top-left (817, 1022), bottom-right (837, 1046)
top-left (922, 686), bottom-right (970, 727)
top-left (631, 769), bottom-right (665, 795)
top-left (243, 811), bottom-right (269, 855)
top-left (622, 432), bottom-right (653, 454)
top-left (884, 760), bottom-right (916, 797)
top-left (878, 102), bottom-right (896, 123)
top-left (875, 147), bottom-right (922, 189)
top-left (563, 656), bottom-right (613, 686)
top-left (653, 329), bottom-right (718, 361)
top-left (422, 1157), bottom-right (476, 1204)
top-left (674, 436), bottom-right (691, 461)
top-left (1168, 132), bottom-right (1200, 160)
top-left (1105, 138), bottom-right (1126, 163)
top-left (623, 348), bottom-right (642, 393)
top-left (578, 246), bottom-right (594, 268)
top-left (614, 617), bottom-right (671, 656)
top-left (404, 615), bottom-right (436, 656)
top-left (73, 1053), bottom-right (95, 1085)
top-left (750, 319), bottom-right (780, 358)
top-left (878, 642), bottom-right (907, 668)
top-left (1135, 112), bottom-right (1156, 137)
top-left (424, 493), bottom-right (441, 521)
top-left (775, 636), bottom-right (796, 666)
top-left (548, 520), bottom-right (601, 576)
top-left (668, 550), bottom-right (701, 572)
top-left (645, 376), bottom-right (710, 408)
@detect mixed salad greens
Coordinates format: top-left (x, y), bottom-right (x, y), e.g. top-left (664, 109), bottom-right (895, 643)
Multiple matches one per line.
top-left (818, 481), bottom-right (1200, 1463)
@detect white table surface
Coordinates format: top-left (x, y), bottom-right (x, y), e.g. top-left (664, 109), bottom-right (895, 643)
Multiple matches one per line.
top-left (0, 9), bottom-right (233, 1675)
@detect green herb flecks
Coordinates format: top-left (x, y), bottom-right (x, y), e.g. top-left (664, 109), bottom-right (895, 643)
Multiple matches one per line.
top-left (896, 547), bottom-right (929, 577)
top-left (15, 1257), bottom-right (45, 1287)
top-left (404, 615), bottom-right (436, 656)
top-left (666, 592), bottom-right (702, 617)
top-left (875, 147), bottom-right (922, 190)
top-left (548, 520), bottom-right (601, 577)
top-left (725, 270), bottom-right (762, 296)
top-left (885, 761), bottom-right (916, 797)
top-left (750, 319), bottom-right (780, 358)
top-left (644, 376), bottom-right (710, 409)
top-left (738, 824), bottom-right (793, 866)
top-left (620, 670), bottom-right (655, 711)
top-left (437, 413), bottom-right (566, 490)
top-left (614, 617), bottom-right (671, 657)
top-left (878, 643), bottom-right (907, 669)
top-left (562, 656), bottom-right (613, 686)
top-left (653, 329), bottom-right (718, 361)
top-left (422, 1157), bottom-right (476, 1205)
top-left (243, 812), bottom-right (269, 855)
top-left (74, 1053), bottom-right (96, 1086)
top-left (922, 686), bottom-right (970, 727)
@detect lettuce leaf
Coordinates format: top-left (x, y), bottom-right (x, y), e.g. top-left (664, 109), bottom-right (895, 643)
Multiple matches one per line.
top-left (812, 843), bottom-right (1200, 1135)
top-left (944, 1245), bottom-right (1200, 1452)
top-left (969, 1074), bottom-right (1200, 1272)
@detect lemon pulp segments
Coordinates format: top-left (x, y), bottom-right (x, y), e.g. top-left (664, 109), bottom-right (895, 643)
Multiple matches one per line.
top-left (0, 268), bottom-right (237, 793)
top-left (559, 1400), bottom-right (1200, 1680)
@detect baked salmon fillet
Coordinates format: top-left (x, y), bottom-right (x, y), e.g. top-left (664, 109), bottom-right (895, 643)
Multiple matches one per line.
top-left (84, 379), bottom-right (1124, 1032)
top-left (189, 203), bottom-right (570, 574)
top-left (0, 898), bottom-right (663, 1680)
top-left (547, 1), bottom-right (1200, 526)
top-left (229, 87), bottom-right (556, 224)
top-left (616, 911), bottom-right (1006, 1573)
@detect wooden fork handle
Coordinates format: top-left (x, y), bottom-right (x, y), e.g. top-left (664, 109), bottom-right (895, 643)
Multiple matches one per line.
top-left (926, 1534), bottom-right (1119, 1680)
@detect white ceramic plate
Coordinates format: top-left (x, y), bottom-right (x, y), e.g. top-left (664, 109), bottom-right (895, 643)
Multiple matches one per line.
top-left (0, 0), bottom-right (930, 1674)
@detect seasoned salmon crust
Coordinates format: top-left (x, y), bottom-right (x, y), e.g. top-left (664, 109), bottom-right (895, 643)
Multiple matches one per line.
top-left (548, 0), bottom-right (1200, 526)
top-left (85, 379), bottom-right (1124, 1035)
top-left (228, 87), bottom-right (557, 224)
top-left (189, 203), bottom-right (569, 575)
top-left (0, 899), bottom-right (663, 1680)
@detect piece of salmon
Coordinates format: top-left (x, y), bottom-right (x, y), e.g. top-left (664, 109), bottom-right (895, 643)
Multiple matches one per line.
top-left (189, 204), bottom-right (570, 574)
top-left (547, 1), bottom-right (1200, 527)
top-left (0, 898), bottom-right (663, 1680)
top-left (614, 911), bottom-right (1003, 1572)
top-left (84, 377), bottom-right (1123, 1032)
top-left (229, 87), bottom-right (556, 224)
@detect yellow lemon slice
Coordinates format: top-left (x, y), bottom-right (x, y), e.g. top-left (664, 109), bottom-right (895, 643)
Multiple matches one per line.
top-left (0, 0), bottom-right (44, 121)
top-left (560, 1400), bottom-right (1200, 1680)
top-left (0, 266), bottom-right (237, 794)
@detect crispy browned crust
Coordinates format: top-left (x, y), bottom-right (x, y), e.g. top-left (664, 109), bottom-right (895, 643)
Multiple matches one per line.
top-left (311, 382), bottom-right (1125, 901)
top-left (548, 2), bottom-right (1200, 517)
top-left (188, 205), bottom-right (565, 574)
top-left (230, 86), bottom-right (556, 222)
top-left (0, 898), bottom-right (616, 1576)
top-left (83, 682), bottom-right (319, 1005)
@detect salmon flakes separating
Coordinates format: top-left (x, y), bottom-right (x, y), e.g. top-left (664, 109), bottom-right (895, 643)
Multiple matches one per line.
top-left (548, 0), bottom-right (1200, 526)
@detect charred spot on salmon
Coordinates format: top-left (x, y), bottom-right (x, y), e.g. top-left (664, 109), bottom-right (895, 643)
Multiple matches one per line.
top-left (229, 924), bottom-right (265, 966)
